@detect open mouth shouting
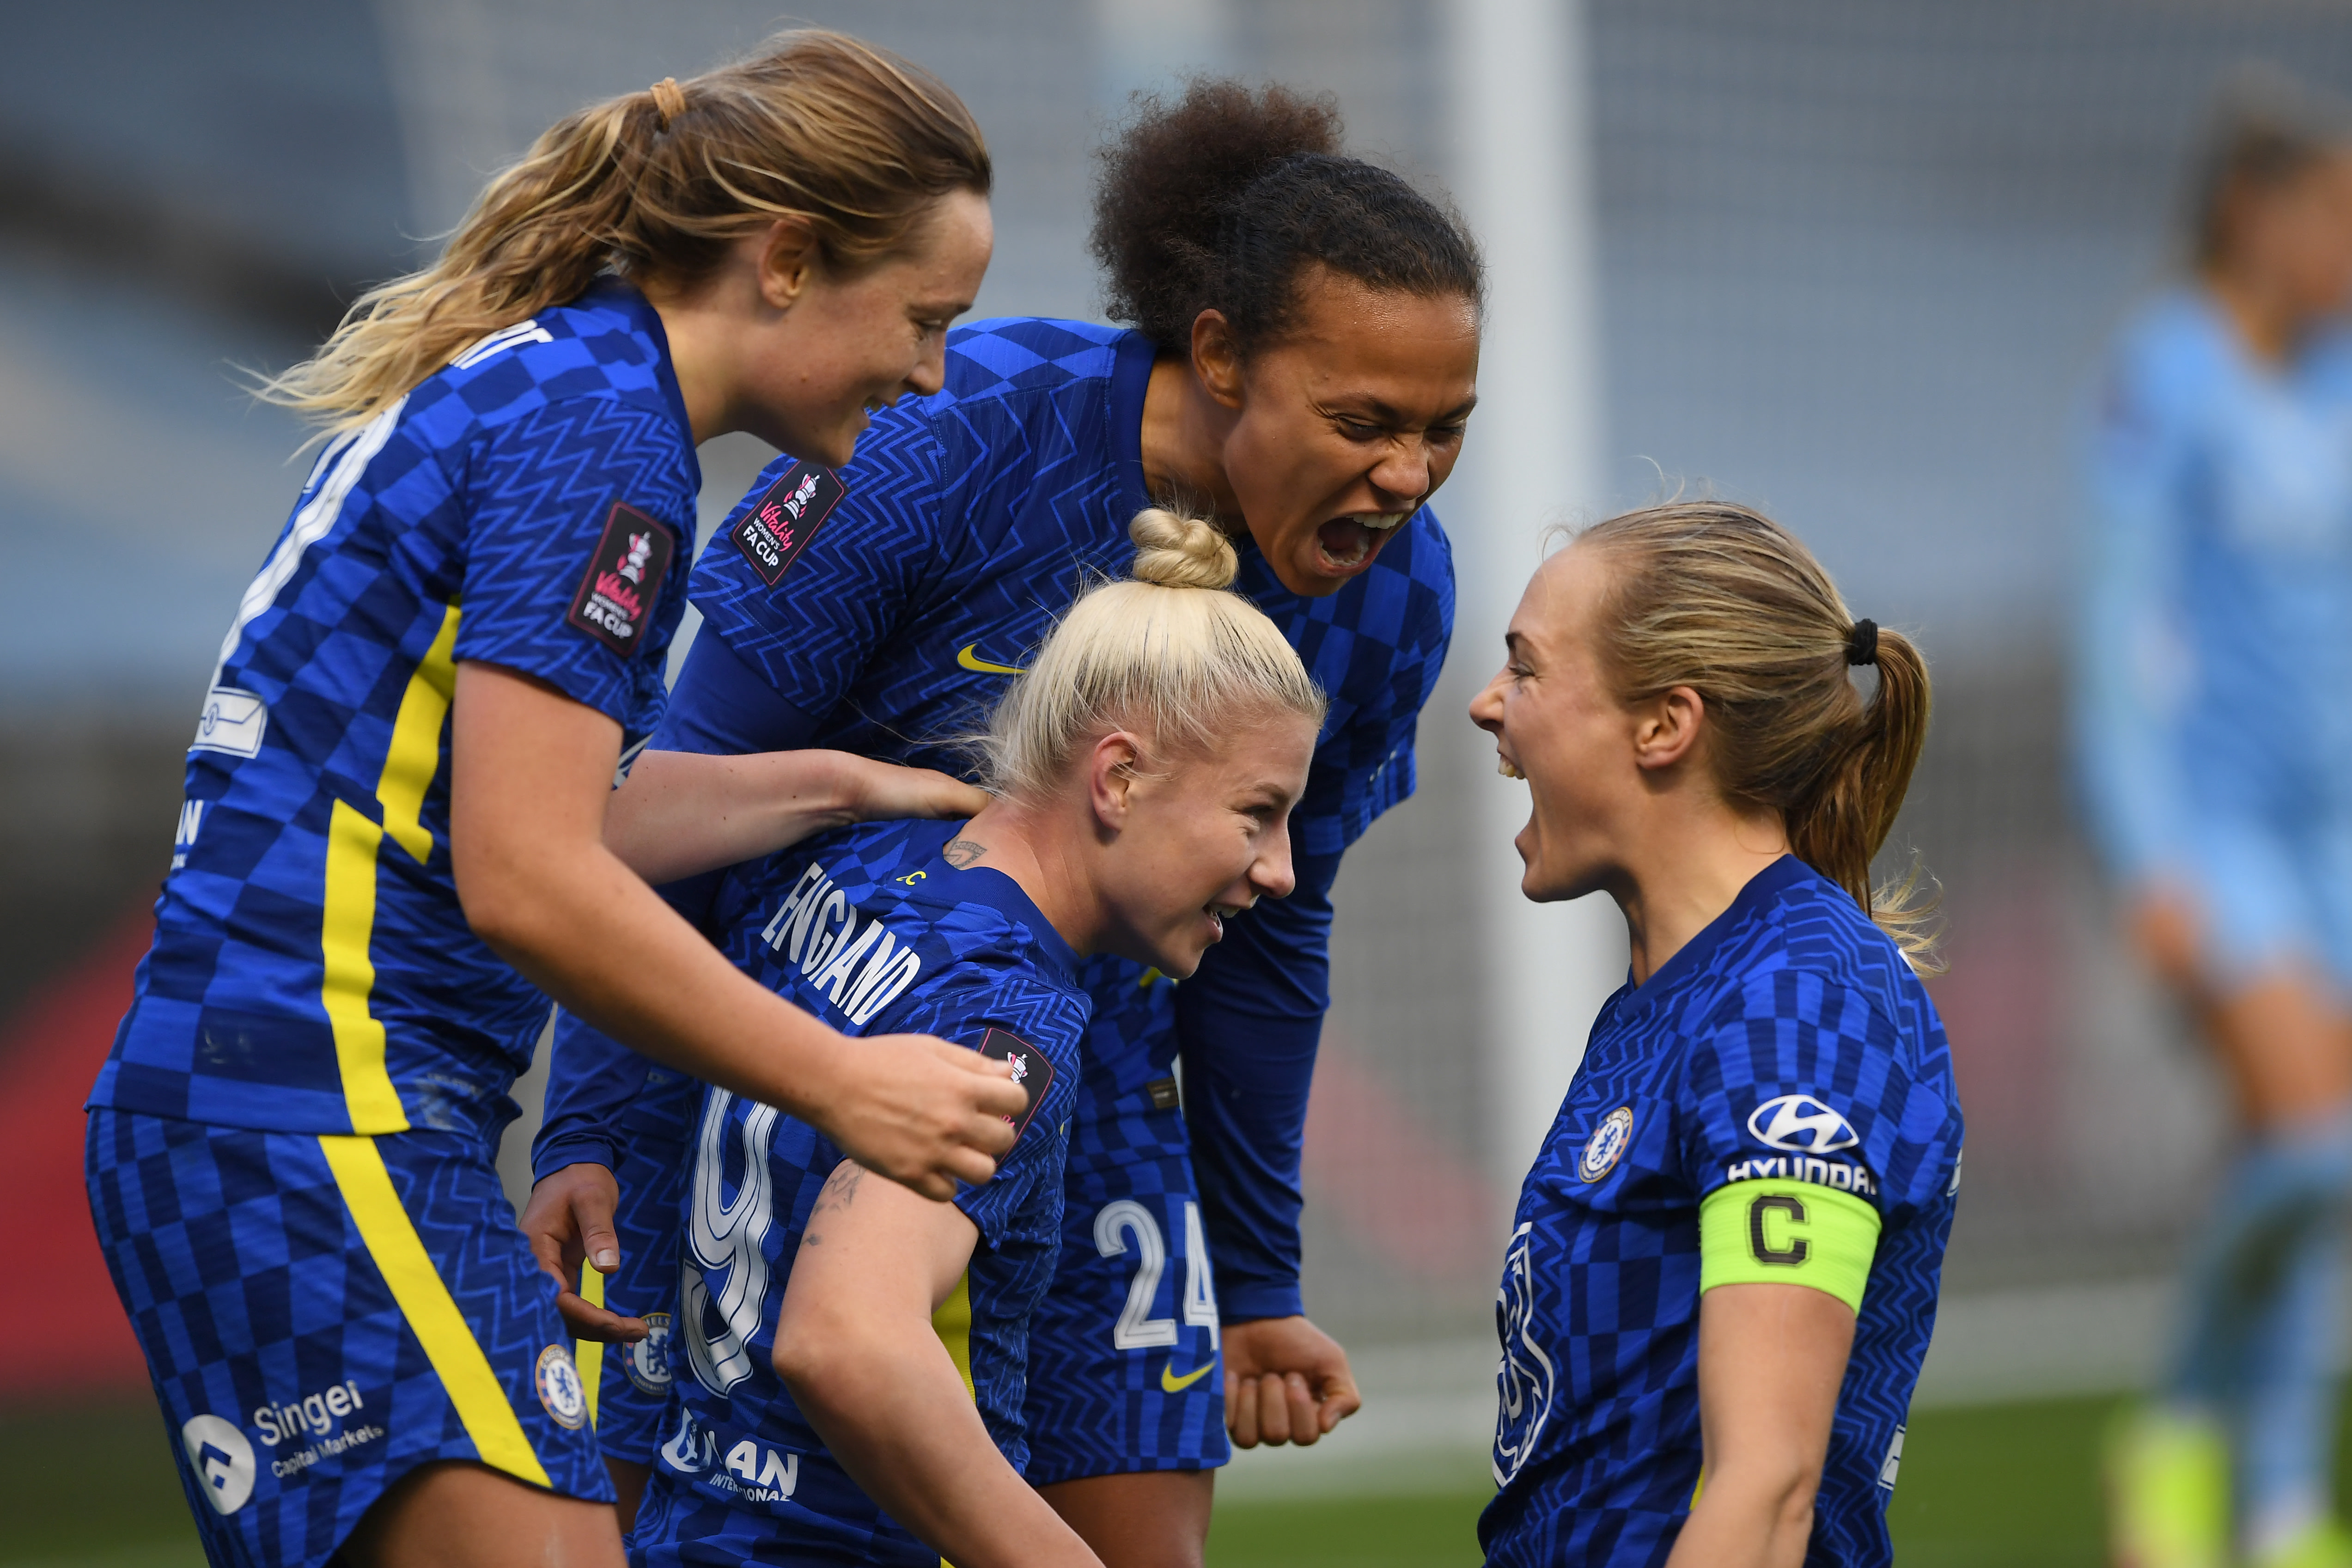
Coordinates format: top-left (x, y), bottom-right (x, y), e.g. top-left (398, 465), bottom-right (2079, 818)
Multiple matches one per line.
top-left (1314, 511), bottom-right (1410, 575)
top-left (1203, 898), bottom-right (1250, 942)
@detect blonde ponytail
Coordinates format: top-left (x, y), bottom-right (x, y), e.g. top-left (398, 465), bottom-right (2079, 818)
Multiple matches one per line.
top-left (1579, 502), bottom-right (1940, 970)
top-left (981, 508), bottom-right (1326, 796)
top-left (257, 30), bottom-right (990, 429)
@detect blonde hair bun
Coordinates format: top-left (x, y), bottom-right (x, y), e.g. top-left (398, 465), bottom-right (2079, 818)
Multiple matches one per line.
top-left (1128, 507), bottom-right (1238, 591)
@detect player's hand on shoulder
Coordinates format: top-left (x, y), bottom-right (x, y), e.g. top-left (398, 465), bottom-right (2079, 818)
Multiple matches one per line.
top-left (1222, 1314), bottom-right (1363, 1449)
top-left (518, 1160), bottom-right (651, 1343)
top-left (841, 754), bottom-right (990, 826)
top-left (820, 1033), bottom-right (1024, 1201)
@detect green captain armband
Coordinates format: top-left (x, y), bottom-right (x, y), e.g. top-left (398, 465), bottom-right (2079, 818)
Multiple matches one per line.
top-left (1699, 1179), bottom-right (1882, 1312)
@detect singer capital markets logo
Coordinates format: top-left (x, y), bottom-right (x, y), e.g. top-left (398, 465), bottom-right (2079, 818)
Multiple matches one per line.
top-left (182, 1414), bottom-right (257, 1514)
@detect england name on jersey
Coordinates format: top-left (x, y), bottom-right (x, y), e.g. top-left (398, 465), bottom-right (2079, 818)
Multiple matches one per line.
top-left (93, 281), bottom-right (700, 1141)
top-left (641, 818), bottom-right (1086, 1567)
top-left (643, 315), bottom-right (1454, 1314)
top-left (1481, 855), bottom-right (1962, 1568)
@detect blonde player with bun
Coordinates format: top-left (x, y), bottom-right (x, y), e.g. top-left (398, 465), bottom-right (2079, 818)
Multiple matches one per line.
top-left (605, 511), bottom-right (1325, 1568)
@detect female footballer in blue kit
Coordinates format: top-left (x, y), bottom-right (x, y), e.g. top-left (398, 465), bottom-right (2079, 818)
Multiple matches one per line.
top-left (521, 82), bottom-right (1479, 1567)
top-left (622, 512), bottom-right (1325, 1568)
top-left (82, 35), bottom-right (1031, 1568)
top-left (2085, 78), bottom-right (2352, 1568)
top-left (1469, 504), bottom-right (1961, 1568)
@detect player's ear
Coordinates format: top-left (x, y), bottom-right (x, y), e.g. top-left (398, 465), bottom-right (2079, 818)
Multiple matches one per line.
top-left (1190, 310), bottom-right (1247, 410)
top-left (1632, 686), bottom-right (1705, 773)
top-left (1086, 732), bottom-right (1144, 830)
top-left (755, 217), bottom-right (822, 310)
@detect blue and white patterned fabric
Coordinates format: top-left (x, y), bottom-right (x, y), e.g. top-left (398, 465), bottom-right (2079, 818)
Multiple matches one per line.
top-left (86, 1108), bottom-right (612, 1568)
top-left (1480, 857), bottom-right (1962, 1568)
top-left (609, 817), bottom-right (1085, 1567)
top-left (93, 279), bottom-right (700, 1140)
top-left (535, 314), bottom-right (1455, 1480)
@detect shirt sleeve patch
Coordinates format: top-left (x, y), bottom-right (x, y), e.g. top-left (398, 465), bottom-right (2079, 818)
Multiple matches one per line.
top-left (977, 1027), bottom-right (1054, 1143)
top-left (730, 460), bottom-right (846, 586)
top-left (1699, 1178), bottom-right (1881, 1312)
top-left (566, 501), bottom-right (675, 657)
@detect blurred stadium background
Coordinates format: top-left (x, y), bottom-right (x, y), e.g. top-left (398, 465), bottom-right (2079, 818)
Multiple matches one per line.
top-left (9, 1), bottom-right (2352, 1562)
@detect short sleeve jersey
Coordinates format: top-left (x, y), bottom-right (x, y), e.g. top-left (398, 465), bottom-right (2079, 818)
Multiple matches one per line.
top-left (684, 315), bottom-right (1455, 1151)
top-left (1481, 857), bottom-right (1962, 1568)
top-left (92, 281), bottom-right (700, 1139)
top-left (2077, 288), bottom-right (2352, 879)
top-left (646, 818), bottom-right (1086, 1565)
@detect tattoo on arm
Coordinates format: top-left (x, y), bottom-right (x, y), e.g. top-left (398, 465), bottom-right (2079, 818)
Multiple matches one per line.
top-left (943, 837), bottom-right (987, 868)
top-left (801, 1162), bottom-right (866, 1249)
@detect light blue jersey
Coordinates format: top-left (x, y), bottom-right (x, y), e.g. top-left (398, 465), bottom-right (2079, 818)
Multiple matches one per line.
top-left (2077, 287), bottom-right (2352, 980)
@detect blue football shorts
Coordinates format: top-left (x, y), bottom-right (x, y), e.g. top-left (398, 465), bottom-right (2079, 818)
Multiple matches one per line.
top-left (85, 1107), bottom-right (611, 1567)
top-left (2181, 805), bottom-right (2352, 990)
top-left (1021, 1086), bottom-right (1231, 1486)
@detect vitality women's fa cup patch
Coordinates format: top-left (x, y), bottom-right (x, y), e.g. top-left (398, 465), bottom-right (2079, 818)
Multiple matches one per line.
top-left (731, 461), bottom-right (846, 586)
top-left (978, 1028), bottom-right (1054, 1141)
top-left (567, 502), bottom-right (675, 656)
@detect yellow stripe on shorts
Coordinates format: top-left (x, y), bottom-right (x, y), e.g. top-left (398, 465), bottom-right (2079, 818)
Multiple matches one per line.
top-left (320, 1133), bottom-right (551, 1488)
top-left (578, 1263), bottom-right (606, 1426)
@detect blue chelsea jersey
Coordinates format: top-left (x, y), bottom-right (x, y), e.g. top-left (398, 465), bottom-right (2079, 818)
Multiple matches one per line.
top-left (541, 316), bottom-right (1457, 1317)
top-left (637, 818), bottom-right (1086, 1568)
top-left (93, 281), bottom-right (701, 1140)
top-left (2078, 287), bottom-right (2352, 881)
top-left (1481, 858), bottom-right (1962, 1568)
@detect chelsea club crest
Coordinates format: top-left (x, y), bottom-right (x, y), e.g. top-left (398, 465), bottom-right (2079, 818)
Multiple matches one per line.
top-left (1578, 1107), bottom-right (1634, 1184)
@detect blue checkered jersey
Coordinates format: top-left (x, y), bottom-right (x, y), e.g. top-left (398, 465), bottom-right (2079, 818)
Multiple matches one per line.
top-left (2078, 287), bottom-right (2352, 881)
top-left (640, 817), bottom-right (1085, 1564)
top-left (535, 316), bottom-right (1456, 1319)
top-left (1481, 856), bottom-right (1962, 1568)
top-left (92, 281), bottom-right (700, 1140)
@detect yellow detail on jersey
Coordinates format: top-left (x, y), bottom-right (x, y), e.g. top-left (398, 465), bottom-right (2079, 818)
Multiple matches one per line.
top-left (1160, 1358), bottom-right (1216, 1394)
top-left (932, 1269), bottom-right (975, 1399)
top-left (319, 600), bottom-right (462, 1134)
top-left (322, 1134), bottom-right (551, 1487)
top-left (380, 603), bottom-right (461, 863)
top-left (578, 1262), bottom-right (606, 1426)
top-left (956, 643), bottom-right (1025, 676)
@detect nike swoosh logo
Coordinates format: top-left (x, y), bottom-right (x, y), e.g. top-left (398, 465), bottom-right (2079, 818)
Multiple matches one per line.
top-left (957, 643), bottom-right (1025, 676)
top-left (1160, 1360), bottom-right (1216, 1394)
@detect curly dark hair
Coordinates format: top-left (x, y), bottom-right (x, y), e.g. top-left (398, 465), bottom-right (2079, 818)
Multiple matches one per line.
top-left (1091, 78), bottom-right (1483, 352)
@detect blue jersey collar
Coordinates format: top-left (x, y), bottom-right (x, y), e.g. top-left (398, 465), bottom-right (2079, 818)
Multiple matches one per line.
top-left (577, 275), bottom-right (701, 491)
top-left (919, 849), bottom-right (1082, 984)
top-left (1110, 329), bottom-right (1158, 521)
top-left (1618, 854), bottom-right (1822, 1015)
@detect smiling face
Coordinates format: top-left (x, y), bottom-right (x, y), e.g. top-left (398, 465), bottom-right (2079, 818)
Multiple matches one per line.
top-left (1092, 708), bottom-right (1319, 977)
top-left (1468, 546), bottom-right (1648, 903)
top-left (1206, 272), bottom-right (1480, 597)
top-left (740, 188), bottom-right (994, 465)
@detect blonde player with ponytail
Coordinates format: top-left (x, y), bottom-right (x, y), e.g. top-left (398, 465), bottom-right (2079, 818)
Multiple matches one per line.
top-left (1469, 503), bottom-right (1962, 1568)
top-left (592, 511), bottom-right (1324, 1568)
top-left (86, 32), bottom-right (1027, 1568)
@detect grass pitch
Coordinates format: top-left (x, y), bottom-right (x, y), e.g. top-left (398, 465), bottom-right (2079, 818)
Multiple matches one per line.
top-left (0, 1390), bottom-right (2153, 1567)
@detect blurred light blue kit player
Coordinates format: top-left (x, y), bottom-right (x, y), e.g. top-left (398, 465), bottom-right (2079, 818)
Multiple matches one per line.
top-left (2082, 75), bottom-right (2352, 1568)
